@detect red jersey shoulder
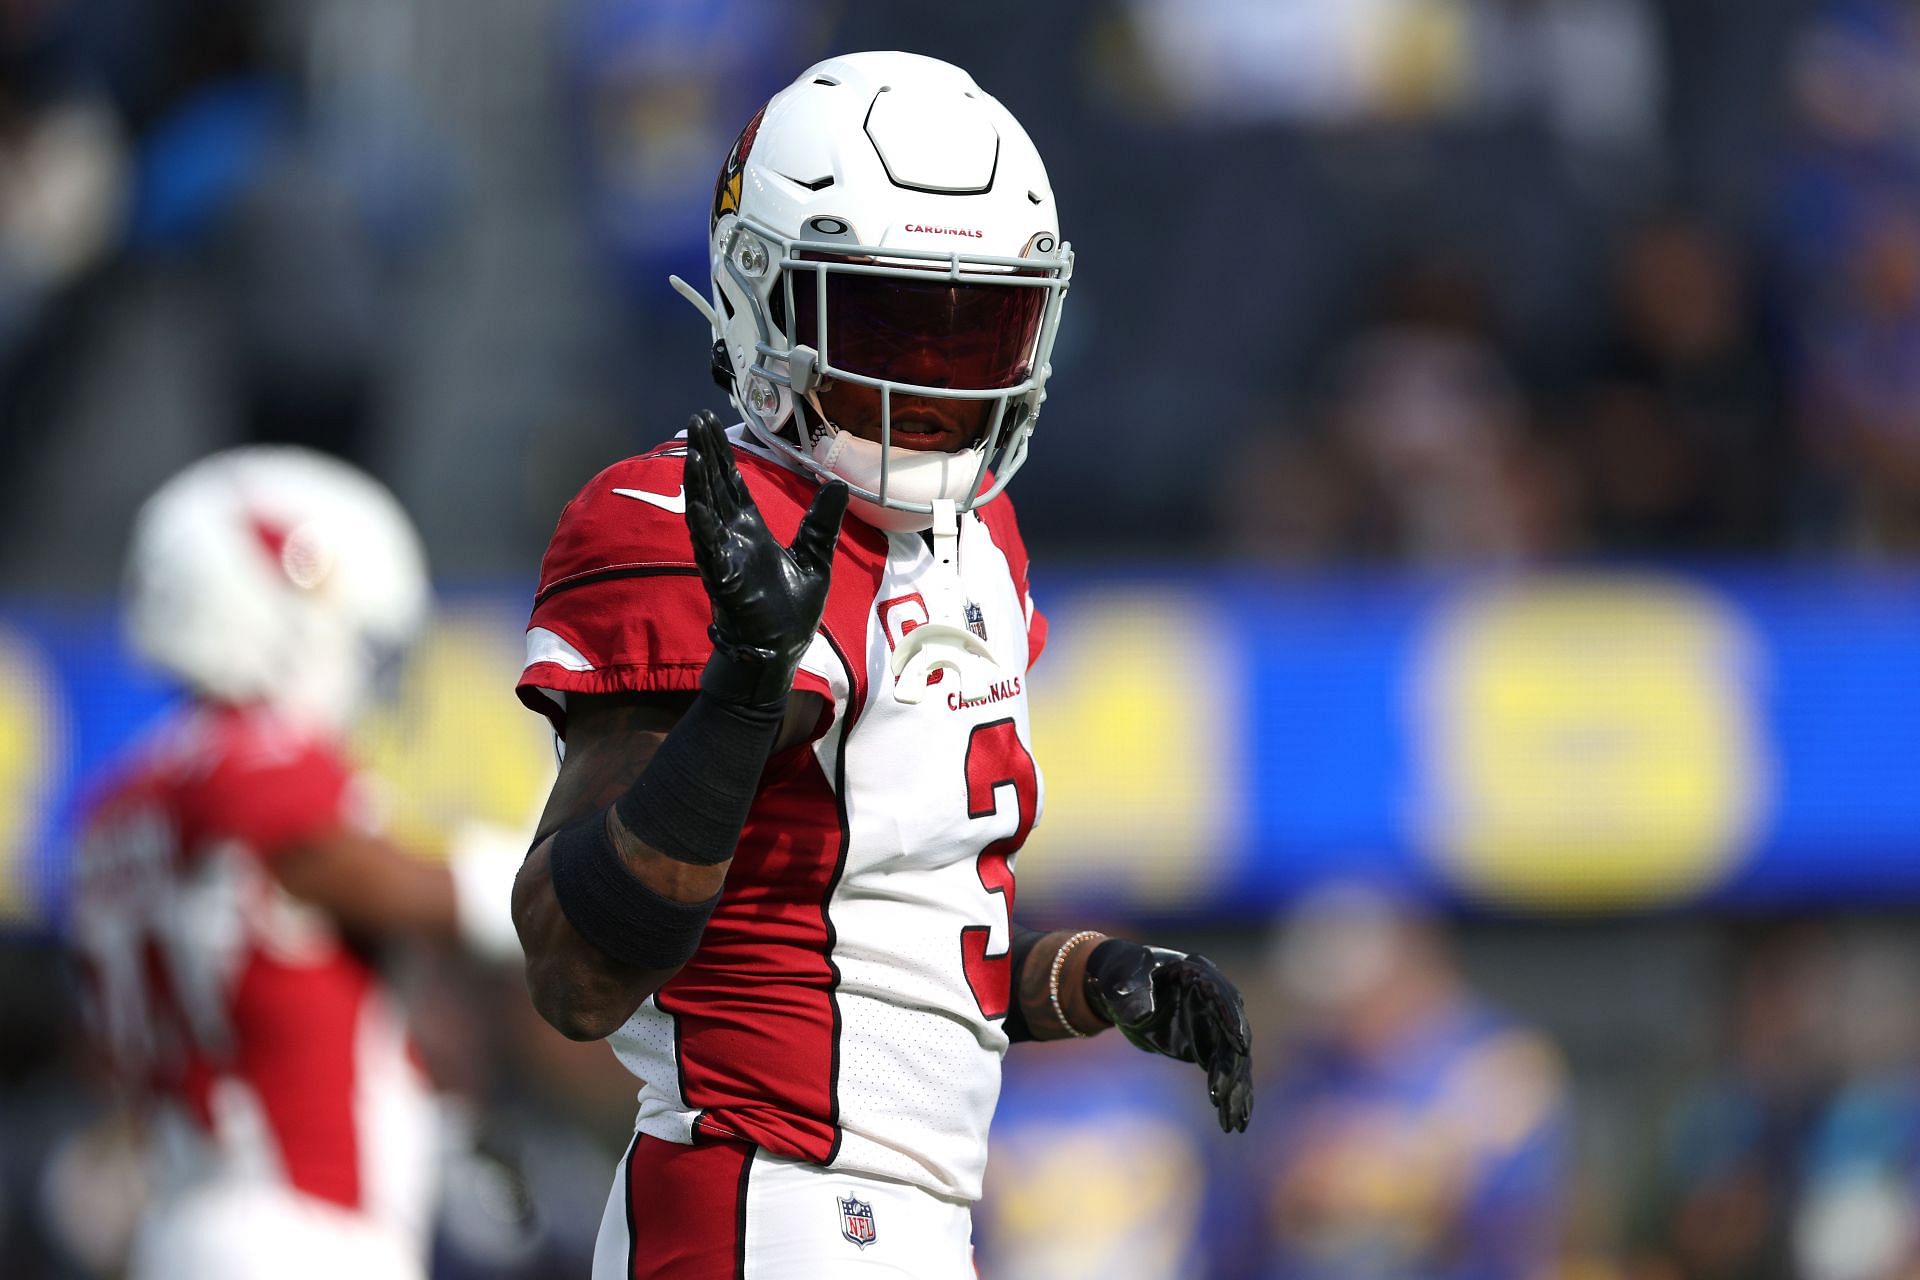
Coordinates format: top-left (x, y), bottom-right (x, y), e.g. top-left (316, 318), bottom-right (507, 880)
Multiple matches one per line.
top-left (521, 437), bottom-right (872, 727)
top-left (972, 491), bottom-right (1046, 668)
top-left (972, 489), bottom-right (1034, 602)
top-left (189, 706), bottom-right (358, 859)
top-left (535, 440), bottom-right (826, 599)
top-left (535, 448), bottom-right (696, 602)
top-left (89, 705), bottom-right (359, 862)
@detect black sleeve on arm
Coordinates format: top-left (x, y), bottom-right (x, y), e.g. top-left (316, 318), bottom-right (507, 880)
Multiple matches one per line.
top-left (548, 811), bottom-right (723, 970)
top-left (612, 691), bottom-right (783, 865)
top-left (1003, 923), bottom-right (1049, 1043)
top-left (549, 690), bottom-right (782, 969)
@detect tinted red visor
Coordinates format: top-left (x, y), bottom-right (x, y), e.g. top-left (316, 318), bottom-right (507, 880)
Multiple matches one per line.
top-left (790, 264), bottom-right (1048, 391)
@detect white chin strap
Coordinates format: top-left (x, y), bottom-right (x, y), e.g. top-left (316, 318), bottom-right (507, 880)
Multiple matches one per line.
top-left (797, 407), bottom-right (1010, 702)
top-left (884, 498), bottom-right (1006, 705)
top-left (809, 428), bottom-right (984, 533)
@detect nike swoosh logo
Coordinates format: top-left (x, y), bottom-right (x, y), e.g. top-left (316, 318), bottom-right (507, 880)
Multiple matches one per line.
top-left (612, 486), bottom-right (687, 513)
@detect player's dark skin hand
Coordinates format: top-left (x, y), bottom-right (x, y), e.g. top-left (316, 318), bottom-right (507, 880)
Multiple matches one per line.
top-left (1084, 941), bottom-right (1254, 1133)
top-left (683, 411), bottom-right (848, 706)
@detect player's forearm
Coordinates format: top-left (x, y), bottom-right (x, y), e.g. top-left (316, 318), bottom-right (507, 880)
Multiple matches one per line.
top-left (512, 819), bottom-right (723, 1040)
top-left (275, 832), bottom-right (463, 940)
top-left (1007, 926), bottom-right (1112, 1041)
top-left (513, 691), bottom-right (810, 1040)
top-left (276, 826), bottom-right (527, 966)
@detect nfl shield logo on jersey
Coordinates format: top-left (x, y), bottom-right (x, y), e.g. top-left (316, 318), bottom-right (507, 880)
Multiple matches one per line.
top-left (838, 1194), bottom-right (877, 1249)
top-left (964, 600), bottom-right (989, 642)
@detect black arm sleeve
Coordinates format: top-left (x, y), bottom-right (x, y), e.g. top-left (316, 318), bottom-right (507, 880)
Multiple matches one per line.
top-left (550, 690), bottom-right (781, 967)
top-left (1002, 923), bottom-right (1049, 1043)
top-left (612, 691), bottom-right (782, 865)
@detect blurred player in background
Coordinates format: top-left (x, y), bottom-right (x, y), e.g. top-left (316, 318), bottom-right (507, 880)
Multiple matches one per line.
top-left (981, 1027), bottom-right (1236, 1280)
top-left (1247, 884), bottom-right (1571, 1280)
top-left (510, 52), bottom-right (1254, 1279)
top-left (66, 448), bottom-right (526, 1280)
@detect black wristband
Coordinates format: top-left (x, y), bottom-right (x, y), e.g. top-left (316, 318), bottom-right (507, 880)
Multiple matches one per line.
top-left (548, 810), bottom-right (721, 971)
top-left (701, 634), bottom-right (798, 708)
top-left (612, 691), bottom-right (783, 865)
top-left (1003, 924), bottom-right (1048, 1043)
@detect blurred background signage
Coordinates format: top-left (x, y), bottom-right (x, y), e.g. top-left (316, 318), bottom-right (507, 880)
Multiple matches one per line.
top-left (10, 567), bottom-right (1920, 925)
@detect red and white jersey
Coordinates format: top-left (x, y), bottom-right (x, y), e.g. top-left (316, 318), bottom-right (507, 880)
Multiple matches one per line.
top-left (519, 427), bottom-right (1047, 1201)
top-left (68, 702), bottom-right (436, 1246)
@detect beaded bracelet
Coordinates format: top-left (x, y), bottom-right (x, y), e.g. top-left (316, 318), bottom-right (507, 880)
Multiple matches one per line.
top-left (1048, 930), bottom-right (1105, 1038)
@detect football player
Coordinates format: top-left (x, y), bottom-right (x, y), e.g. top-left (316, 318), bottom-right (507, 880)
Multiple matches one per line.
top-left (511, 52), bottom-right (1254, 1279)
top-left (67, 448), bottom-right (525, 1280)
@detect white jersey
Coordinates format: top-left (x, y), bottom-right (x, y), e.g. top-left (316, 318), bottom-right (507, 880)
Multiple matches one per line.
top-left (518, 429), bottom-right (1045, 1200)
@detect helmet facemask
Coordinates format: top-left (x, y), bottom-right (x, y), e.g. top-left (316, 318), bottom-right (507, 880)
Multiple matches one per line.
top-left (710, 214), bottom-right (1071, 531)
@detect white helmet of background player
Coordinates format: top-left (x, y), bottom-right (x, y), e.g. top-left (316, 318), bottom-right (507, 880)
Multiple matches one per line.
top-left (676, 51), bottom-right (1073, 532)
top-left (125, 447), bottom-right (429, 732)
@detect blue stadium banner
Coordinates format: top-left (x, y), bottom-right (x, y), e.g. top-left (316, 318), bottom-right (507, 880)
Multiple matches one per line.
top-left (8, 568), bottom-right (1920, 925)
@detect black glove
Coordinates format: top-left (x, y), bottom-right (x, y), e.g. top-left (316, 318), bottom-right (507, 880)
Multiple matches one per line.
top-left (1084, 940), bottom-right (1254, 1133)
top-left (683, 411), bottom-right (848, 707)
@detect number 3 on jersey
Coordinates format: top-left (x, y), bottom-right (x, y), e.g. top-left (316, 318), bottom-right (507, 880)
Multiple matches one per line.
top-left (960, 718), bottom-right (1037, 1019)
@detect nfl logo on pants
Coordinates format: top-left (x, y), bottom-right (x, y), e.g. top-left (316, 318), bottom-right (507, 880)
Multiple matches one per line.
top-left (838, 1195), bottom-right (877, 1249)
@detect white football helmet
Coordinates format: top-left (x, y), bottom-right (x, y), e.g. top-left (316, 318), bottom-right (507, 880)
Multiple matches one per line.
top-left (125, 447), bottom-right (429, 731)
top-left (674, 51), bottom-right (1073, 531)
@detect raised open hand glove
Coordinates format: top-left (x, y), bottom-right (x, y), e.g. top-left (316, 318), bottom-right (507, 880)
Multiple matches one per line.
top-left (1084, 940), bottom-right (1254, 1133)
top-left (683, 411), bottom-right (848, 708)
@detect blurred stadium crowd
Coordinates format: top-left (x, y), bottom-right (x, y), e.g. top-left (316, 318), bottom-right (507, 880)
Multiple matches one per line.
top-left (8, 0), bottom-right (1920, 1277)
top-left (12, 0), bottom-right (1920, 574)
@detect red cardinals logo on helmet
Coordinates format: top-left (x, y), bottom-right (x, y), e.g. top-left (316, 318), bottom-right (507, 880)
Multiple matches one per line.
top-left (712, 104), bottom-right (767, 230)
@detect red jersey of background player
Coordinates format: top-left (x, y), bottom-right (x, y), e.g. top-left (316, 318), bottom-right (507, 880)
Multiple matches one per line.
top-left (70, 699), bottom-right (437, 1244)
